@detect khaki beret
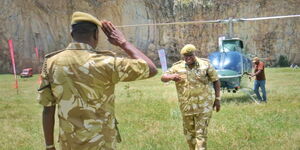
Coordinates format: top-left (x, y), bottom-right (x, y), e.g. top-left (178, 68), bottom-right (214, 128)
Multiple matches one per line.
top-left (71, 11), bottom-right (102, 27)
top-left (180, 44), bottom-right (197, 55)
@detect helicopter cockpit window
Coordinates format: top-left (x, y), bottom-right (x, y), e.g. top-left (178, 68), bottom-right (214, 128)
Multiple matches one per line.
top-left (222, 40), bottom-right (243, 52)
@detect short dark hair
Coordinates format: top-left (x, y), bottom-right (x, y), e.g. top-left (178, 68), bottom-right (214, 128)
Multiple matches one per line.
top-left (71, 21), bottom-right (98, 38)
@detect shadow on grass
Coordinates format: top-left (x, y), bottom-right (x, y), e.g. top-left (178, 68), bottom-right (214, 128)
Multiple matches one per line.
top-left (221, 88), bottom-right (258, 104)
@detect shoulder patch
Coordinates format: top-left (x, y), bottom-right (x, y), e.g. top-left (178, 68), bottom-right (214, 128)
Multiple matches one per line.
top-left (172, 60), bottom-right (184, 66)
top-left (45, 50), bottom-right (64, 58)
top-left (91, 50), bottom-right (116, 57)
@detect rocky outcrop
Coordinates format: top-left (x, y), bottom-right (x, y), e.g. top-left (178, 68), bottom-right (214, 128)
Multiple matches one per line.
top-left (0, 0), bottom-right (299, 73)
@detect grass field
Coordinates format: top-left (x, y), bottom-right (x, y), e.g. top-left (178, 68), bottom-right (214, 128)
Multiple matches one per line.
top-left (0, 68), bottom-right (299, 150)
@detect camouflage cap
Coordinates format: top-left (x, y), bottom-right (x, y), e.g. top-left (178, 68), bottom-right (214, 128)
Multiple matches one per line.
top-left (180, 44), bottom-right (196, 55)
top-left (71, 11), bottom-right (102, 27)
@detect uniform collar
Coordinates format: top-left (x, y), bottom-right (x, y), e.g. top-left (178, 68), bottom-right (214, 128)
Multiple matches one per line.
top-left (185, 57), bottom-right (200, 68)
top-left (66, 42), bottom-right (94, 50)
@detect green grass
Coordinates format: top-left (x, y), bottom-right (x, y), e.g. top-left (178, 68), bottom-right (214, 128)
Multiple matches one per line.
top-left (0, 68), bottom-right (299, 150)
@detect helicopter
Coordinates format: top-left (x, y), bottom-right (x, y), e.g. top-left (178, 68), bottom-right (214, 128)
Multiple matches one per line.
top-left (208, 37), bottom-right (252, 93)
top-left (116, 14), bottom-right (300, 93)
top-left (205, 15), bottom-right (300, 92)
top-left (207, 18), bottom-right (253, 93)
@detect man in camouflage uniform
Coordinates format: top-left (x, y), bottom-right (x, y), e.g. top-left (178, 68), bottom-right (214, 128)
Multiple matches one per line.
top-left (38, 12), bottom-right (157, 150)
top-left (161, 44), bottom-right (221, 150)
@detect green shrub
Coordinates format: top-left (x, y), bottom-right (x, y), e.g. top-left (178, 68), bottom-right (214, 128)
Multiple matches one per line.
top-left (277, 55), bottom-right (289, 67)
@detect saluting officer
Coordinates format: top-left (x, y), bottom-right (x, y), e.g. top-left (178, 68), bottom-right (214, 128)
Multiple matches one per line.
top-left (38, 12), bottom-right (157, 150)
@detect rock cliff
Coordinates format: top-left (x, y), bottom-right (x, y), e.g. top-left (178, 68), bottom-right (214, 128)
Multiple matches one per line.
top-left (0, 0), bottom-right (299, 73)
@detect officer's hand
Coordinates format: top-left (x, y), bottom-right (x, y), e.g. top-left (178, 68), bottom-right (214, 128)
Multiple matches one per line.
top-left (170, 74), bottom-right (181, 82)
top-left (101, 21), bottom-right (127, 47)
top-left (213, 100), bottom-right (221, 112)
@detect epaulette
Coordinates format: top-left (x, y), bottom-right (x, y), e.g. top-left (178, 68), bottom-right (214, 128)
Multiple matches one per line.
top-left (91, 50), bottom-right (116, 57)
top-left (45, 50), bottom-right (65, 58)
top-left (172, 60), bottom-right (184, 66)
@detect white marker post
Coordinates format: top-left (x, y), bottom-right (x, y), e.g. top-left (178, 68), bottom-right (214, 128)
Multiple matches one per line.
top-left (158, 49), bottom-right (168, 73)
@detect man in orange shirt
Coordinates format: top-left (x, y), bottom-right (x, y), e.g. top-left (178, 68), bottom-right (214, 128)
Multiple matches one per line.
top-left (251, 57), bottom-right (267, 102)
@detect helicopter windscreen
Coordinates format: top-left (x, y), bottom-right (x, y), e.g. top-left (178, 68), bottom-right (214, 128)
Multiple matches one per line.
top-left (209, 51), bottom-right (243, 74)
top-left (222, 40), bottom-right (243, 52)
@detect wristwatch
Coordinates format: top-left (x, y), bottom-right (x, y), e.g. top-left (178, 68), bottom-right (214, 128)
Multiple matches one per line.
top-left (46, 144), bottom-right (55, 149)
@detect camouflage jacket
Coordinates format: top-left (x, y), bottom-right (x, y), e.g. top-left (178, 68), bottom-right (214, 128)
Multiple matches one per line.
top-left (37, 42), bottom-right (150, 150)
top-left (165, 57), bottom-right (219, 116)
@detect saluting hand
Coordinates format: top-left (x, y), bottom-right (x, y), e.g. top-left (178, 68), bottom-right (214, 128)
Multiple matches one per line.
top-left (101, 21), bottom-right (127, 47)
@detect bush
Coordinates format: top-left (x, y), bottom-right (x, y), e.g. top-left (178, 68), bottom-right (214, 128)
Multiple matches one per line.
top-left (277, 55), bottom-right (289, 67)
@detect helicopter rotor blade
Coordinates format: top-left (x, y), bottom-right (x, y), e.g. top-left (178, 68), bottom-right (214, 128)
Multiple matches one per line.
top-left (115, 19), bottom-right (221, 28)
top-left (239, 14), bottom-right (300, 21)
top-left (115, 14), bottom-right (300, 28)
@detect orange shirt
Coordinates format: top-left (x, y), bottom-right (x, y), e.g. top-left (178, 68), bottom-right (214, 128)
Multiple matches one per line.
top-left (254, 61), bottom-right (266, 80)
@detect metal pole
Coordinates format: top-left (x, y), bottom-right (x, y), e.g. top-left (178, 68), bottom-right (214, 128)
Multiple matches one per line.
top-left (229, 17), bottom-right (233, 38)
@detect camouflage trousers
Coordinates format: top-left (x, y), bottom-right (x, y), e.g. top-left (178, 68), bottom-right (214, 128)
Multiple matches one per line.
top-left (182, 112), bottom-right (212, 150)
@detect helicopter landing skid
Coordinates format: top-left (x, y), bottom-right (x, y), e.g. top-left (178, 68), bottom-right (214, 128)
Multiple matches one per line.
top-left (239, 88), bottom-right (260, 104)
